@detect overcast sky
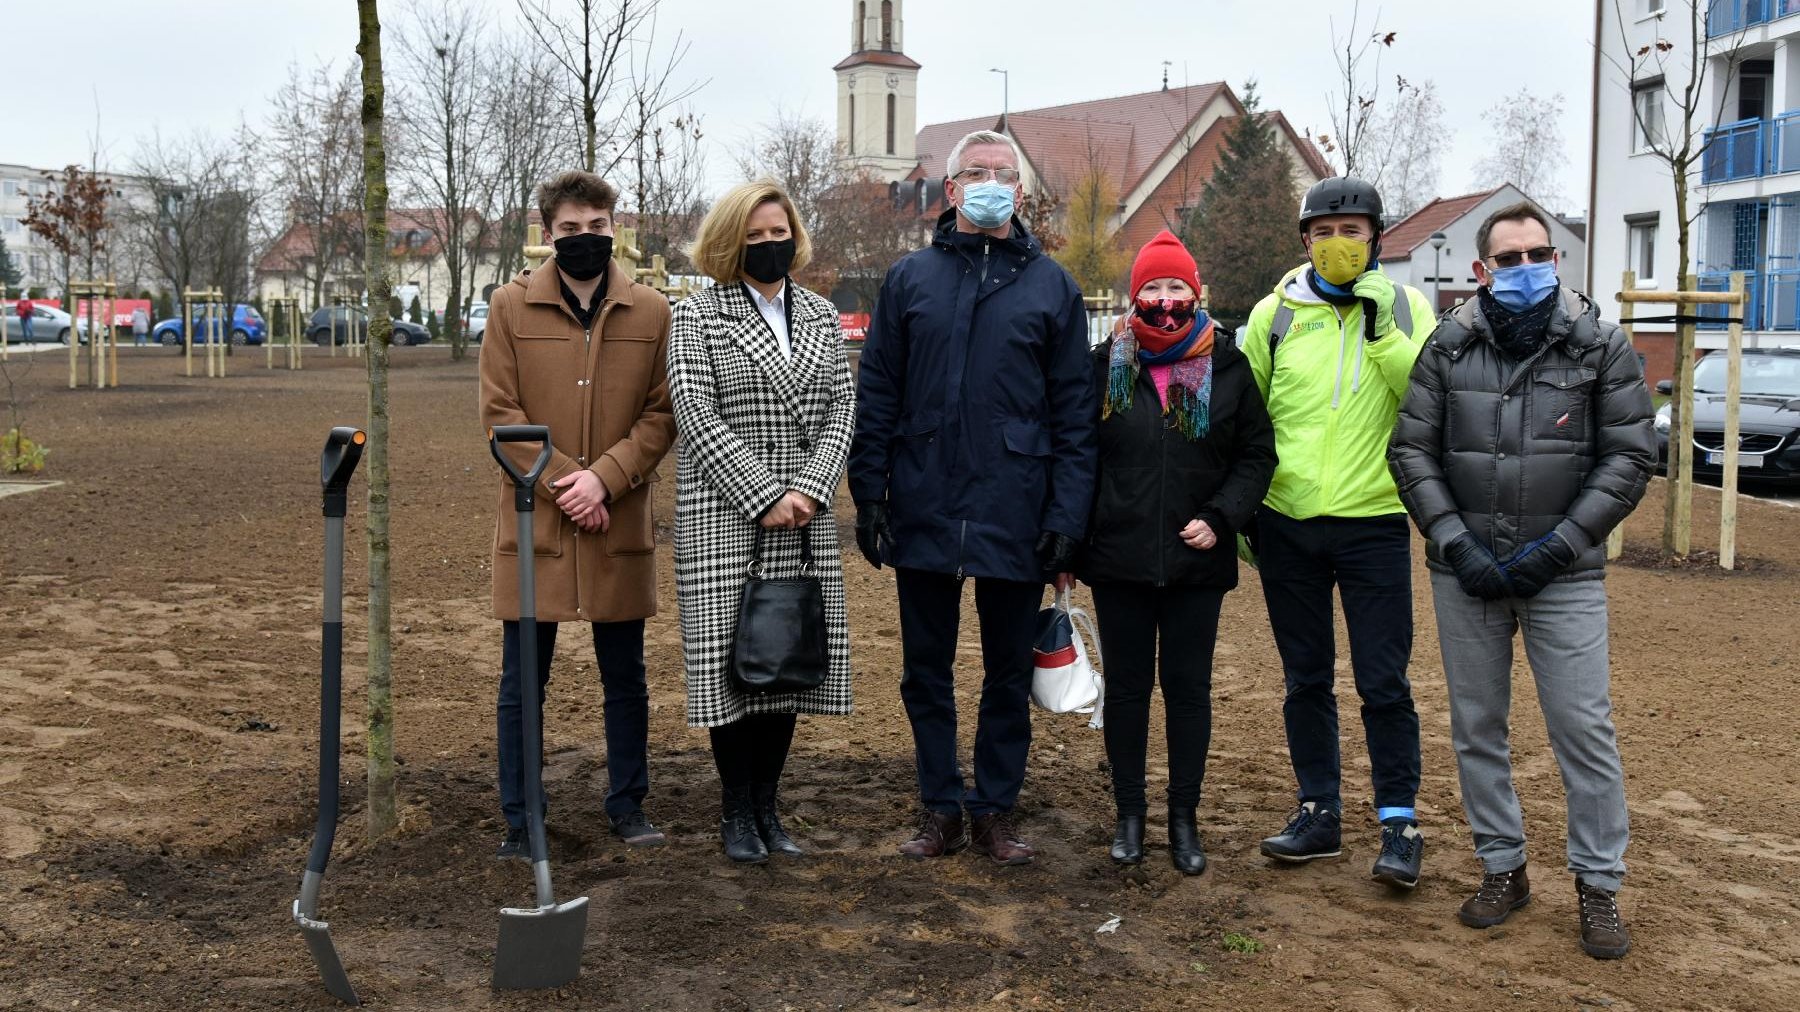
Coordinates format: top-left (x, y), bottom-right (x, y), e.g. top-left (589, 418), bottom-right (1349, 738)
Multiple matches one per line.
top-left (11, 0), bottom-right (1597, 215)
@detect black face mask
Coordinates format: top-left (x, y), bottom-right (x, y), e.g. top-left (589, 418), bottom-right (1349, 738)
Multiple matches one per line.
top-left (743, 238), bottom-right (796, 285)
top-left (553, 231), bottom-right (613, 281)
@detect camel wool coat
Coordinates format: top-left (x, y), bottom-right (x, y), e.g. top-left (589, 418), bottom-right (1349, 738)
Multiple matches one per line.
top-left (479, 259), bottom-right (676, 622)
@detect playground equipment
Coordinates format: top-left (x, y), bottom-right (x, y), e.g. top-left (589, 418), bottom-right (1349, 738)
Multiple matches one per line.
top-left (521, 223), bottom-right (700, 300)
top-left (68, 280), bottom-right (120, 389)
top-left (1615, 269), bottom-right (1750, 569)
top-left (488, 424), bottom-right (590, 991)
top-left (293, 426), bottom-right (366, 1006)
top-left (181, 288), bottom-right (227, 379)
top-left (268, 296), bottom-right (304, 370)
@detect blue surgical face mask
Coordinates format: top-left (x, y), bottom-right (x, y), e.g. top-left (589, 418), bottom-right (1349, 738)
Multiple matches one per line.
top-left (957, 180), bottom-right (1016, 229)
top-left (1488, 260), bottom-right (1559, 311)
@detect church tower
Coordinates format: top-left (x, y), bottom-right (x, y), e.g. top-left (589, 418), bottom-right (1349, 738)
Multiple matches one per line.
top-left (834, 0), bottom-right (920, 182)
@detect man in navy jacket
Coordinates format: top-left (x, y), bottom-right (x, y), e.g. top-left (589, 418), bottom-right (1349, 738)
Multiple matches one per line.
top-left (850, 130), bottom-right (1098, 865)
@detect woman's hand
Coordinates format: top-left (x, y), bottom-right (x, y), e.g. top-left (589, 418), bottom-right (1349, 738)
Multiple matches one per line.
top-left (1179, 518), bottom-right (1218, 551)
top-left (1053, 572), bottom-right (1076, 592)
top-left (784, 491), bottom-right (819, 528)
top-left (760, 495), bottom-right (797, 529)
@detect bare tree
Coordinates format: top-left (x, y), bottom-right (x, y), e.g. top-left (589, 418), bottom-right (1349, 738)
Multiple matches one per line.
top-left (267, 62), bottom-right (365, 306)
top-left (393, 0), bottom-right (488, 360)
top-left (629, 105), bottom-right (707, 270)
top-left (1319, 0), bottom-right (1398, 177)
top-left (1470, 89), bottom-right (1569, 206)
top-left (478, 35), bottom-right (577, 288)
top-left (356, 0), bottom-right (398, 843)
top-left (516, 0), bottom-right (646, 173)
top-left (1361, 76), bottom-right (1446, 220)
top-left (1606, 0), bottom-right (1746, 557)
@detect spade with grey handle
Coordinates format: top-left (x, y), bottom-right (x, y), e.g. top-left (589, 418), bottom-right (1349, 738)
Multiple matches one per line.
top-left (293, 425), bottom-right (365, 1006)
top-left (488, 424), bottom-right (590, 991)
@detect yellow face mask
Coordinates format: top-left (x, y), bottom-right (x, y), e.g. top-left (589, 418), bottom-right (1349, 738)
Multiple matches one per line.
top-left (1309, 236), bottom-right (1371, 287)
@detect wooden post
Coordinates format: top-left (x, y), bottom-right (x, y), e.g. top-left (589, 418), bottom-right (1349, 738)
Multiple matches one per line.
top-left (107, 282), bottom-right (119, 388)
top-left (1720, 272), bottom-right (1746, 570)
top-left (524, 222), bottom-right (550, 269)
top-left (267, 296), bottom-right (275, 369)
top-left (1, 282), bottom-right (8, 362)
top-left (68, 282), bottom-right (80, 389)
top-left (182, 292), bottom-right (195, 377)
top-left (1672, 272), bottom-right (1697, 556)
top-left (214, 289), bottom-right (228, 378)
top-left (94, 284), bottom-right (107, 390)
top-left (1609, 270), bottom-right (1637, 561)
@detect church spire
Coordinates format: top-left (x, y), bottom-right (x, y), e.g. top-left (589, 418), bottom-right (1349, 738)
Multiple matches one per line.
top-left (835, 0), bottom-right (921, 183)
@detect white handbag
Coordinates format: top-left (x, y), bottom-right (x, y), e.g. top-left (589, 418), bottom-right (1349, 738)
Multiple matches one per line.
top-left (1030, 589), bottom-right (1106, 728)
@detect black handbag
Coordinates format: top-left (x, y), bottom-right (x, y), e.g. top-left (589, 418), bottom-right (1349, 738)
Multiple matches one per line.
top-left (729, 526), bottom-right (829, 694)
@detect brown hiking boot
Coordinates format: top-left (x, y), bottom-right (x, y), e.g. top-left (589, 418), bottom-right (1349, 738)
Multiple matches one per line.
top-left (898, 810), bottom-right (967, 859)
top-left (1459, 864), bottom-right (1531, 928)
top-left (1577, 881), bottom-right (1631, 959)
top-left (970, 812), bottom-right (1036, 866)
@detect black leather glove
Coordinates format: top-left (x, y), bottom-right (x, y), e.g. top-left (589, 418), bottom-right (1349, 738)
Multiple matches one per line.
top-left (1442, 531), bottom-right (1512, 601)
top-left (1036, 531), bottom-right (1078, 575)
top-left (1501, 526), bottom-right (1584, 600)
top-left (853, 501), bottom-right (890, 570)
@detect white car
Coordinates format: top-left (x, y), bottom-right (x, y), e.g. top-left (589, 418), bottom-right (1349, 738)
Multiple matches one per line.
top-left (465, 302), bottom-right (487, 343)
top-left (1, 303), bottom-right (73, 344)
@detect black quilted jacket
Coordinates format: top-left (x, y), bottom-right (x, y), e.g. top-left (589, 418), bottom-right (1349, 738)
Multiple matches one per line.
top-left (1388, 287), bottom-right (1655, 581)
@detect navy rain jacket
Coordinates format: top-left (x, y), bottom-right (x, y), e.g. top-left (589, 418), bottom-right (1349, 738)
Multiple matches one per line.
top-left (849, 209), bottom-right (1099, 583)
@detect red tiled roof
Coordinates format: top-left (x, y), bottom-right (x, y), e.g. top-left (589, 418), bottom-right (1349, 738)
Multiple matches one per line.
top-left (833, 50), bottom-right (922, 71)
top-left (1266, 110), bottom-right (1334, 182)
top-left (1114, 117), bottom-right (1232, 255)
top-left (1378, 188), bottom-right (1502, 261)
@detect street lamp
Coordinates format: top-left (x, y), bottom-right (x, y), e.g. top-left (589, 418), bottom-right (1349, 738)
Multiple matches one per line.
top-left (1429, 231), bottom-right (1448, 310)
top-left (990, 67), bottom-right (1009, 131)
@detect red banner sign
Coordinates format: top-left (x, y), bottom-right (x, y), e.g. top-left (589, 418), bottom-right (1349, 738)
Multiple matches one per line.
top-left (839, 312), bottom-right (870, 342)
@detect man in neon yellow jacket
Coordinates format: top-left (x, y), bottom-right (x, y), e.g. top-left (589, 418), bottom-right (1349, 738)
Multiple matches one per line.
top-left (1239, 177), bottom-right (1433, 889)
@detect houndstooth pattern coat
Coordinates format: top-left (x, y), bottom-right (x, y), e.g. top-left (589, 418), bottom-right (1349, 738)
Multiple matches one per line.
top-left (669, 280), bottom-right (855, 727)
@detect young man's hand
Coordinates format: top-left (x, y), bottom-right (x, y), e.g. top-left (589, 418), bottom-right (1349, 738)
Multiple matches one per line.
top-left (553, 470), bottom-right (609, 532)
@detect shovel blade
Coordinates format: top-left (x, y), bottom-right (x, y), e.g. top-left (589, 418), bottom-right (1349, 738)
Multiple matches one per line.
top-left (293, 901), bottom-right (360, 1005)
top-left (493, 896), bottom-right (589, 990)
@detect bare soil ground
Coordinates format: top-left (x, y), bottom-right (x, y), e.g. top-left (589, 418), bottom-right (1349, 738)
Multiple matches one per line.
top-left (1, 347), bottom-right (1798, 1011)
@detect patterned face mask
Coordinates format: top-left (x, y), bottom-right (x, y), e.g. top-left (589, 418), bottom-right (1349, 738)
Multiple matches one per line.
top-left (1133, 297), bottom-right (1197, 332)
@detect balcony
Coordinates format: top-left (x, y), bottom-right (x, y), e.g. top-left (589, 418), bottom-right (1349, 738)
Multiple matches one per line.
top-left (1709, 0), bottom-right (1800, 37)
top-left (1696, 270), bottom-right (1767, 328)
top-left (1700, 112), bottom-right (1800, 181)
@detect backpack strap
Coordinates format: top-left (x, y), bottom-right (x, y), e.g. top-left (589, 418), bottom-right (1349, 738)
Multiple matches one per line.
top-left (1393, 287), bottom-right (1413, 336)
top-left (1268, 303), bottom-right (1295, 357)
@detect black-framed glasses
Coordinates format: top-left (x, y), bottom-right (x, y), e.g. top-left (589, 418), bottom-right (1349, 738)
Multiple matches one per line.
top-left (1485, 246), bottom-right (1557, 269)
top-left (954, 166), bottom-right (1021, 185)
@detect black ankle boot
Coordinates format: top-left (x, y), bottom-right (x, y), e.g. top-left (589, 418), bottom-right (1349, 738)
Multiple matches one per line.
top-left (720, 786), bottom-right (769, 864)
top-left (752, 782), bottom-right (803, 857)
top-left (1168, 806), bottom-right (1207, 876)
top-left (1110, 814), bottom-right (1145, 865)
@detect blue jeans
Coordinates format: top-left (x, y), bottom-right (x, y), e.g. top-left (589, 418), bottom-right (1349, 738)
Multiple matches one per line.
top-left (19, 316), bottom-right (32, 342)
top-left (1258, 509), bottom-right (1420, 813)
top-left (496, 618), bottom-right (649, 829)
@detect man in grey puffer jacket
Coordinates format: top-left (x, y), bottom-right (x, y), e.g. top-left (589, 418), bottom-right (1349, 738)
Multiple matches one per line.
top-left (1389, 202), bottom-right (1653, 961)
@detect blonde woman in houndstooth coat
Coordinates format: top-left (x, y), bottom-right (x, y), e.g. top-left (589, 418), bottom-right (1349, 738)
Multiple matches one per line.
top-left (670, 180), bottom-right (855, 864)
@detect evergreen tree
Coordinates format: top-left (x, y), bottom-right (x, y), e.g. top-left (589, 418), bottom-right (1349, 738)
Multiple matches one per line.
top-left (407, 293), bottom-right (423, 324)
top-left (0, 234), bottom-right (21, 289)
top-left (1186, 81), bottom-right (1305, 327)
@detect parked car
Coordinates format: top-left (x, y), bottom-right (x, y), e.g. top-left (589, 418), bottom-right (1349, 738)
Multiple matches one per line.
top-left (2, 303), bottom-right (73, 344)
top-left (152, 304), bottom-right (267, 347)
top-left (463, 301), bottom-right (487, 343)
top-left (306, 306), bottom-right (432, 346)
top-left (1656, 348), bottom-right (1800, 487)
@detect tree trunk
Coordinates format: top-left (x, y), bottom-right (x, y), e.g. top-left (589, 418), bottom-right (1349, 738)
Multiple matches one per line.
top-left (356, 0), bottom-right (398, 843)
top-left (1663, 175), bottom-right (1697, 558)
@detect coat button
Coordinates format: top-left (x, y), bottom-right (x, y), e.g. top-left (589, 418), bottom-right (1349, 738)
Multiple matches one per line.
top-left (1498, 452), bottom-right (1507, 460)
top-left (578, 379), bottom-right (589, 386)
top-left (1502, 394), bottom-right (1510, 402)
top-left (764, 440), bottom-right (775, 451)
top-left (799, 438), bottom-right (812, 449)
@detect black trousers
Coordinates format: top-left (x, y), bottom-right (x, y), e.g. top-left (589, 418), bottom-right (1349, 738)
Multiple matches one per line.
top-left (1257, 509), bottom-right (1420, 812)
top-left (894, 567), bottom-right (1042, 817)
top-left (1089, 583), bottom-right (1224, 815)
top-left (496, 619), bottom-right (650, 830)
top-left (708, 713), bottom-right (797, 790)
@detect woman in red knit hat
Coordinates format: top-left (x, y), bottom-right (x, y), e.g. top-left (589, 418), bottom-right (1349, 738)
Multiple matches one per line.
top-left (1067, 229), bottom-right (1277, 874)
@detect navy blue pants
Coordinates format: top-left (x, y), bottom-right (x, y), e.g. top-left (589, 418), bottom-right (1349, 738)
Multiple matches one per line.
top-left (1257, 509), bottom-right (1420, 813)
top-left (496, 618), bottom-right (649, 830)
top-left (895, 568), bottom-right (1041, 817)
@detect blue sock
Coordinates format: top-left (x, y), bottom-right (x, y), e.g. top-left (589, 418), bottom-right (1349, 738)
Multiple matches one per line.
top-left (1378, 807), bottom-right (1416, 825)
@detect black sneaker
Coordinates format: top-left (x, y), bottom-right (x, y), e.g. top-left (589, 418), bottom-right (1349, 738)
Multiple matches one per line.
top-left (1371, 819), bottom-right (1424, 889)
top-left (1260, 802), bottom-right (1343, 862)
top-left (610, 809), bottom-right (667, 847)
top-left (495, 825), bottom-right (527, 861)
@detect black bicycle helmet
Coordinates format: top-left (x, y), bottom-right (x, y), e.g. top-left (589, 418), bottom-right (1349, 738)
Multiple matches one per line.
top-left (1299, 176), bottom-right (1385, 258)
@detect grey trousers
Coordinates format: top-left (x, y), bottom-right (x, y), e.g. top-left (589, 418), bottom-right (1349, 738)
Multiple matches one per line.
top-left (1430, 572), bottom-right (1629, 892)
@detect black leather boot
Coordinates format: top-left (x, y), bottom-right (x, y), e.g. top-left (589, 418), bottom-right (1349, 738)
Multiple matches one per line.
top-left (752, 782), bottom-right (803, 857)
top-left (1168, 806), bottom-right (1207, 876)
top-left (1110, 814), bottom-right (1145, 865)
top-left (720, 786), bottom-right (769, 865)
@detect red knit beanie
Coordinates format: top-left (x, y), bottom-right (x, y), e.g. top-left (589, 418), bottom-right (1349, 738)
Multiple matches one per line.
top-left (1129, 229), bottom-right (1202, 299)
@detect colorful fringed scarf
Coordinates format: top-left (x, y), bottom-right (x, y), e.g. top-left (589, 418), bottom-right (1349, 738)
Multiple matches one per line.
top-left (1103, 310), bottom-right (1216, 439)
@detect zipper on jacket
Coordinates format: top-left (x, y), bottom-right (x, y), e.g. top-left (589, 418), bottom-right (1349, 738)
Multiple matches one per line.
top-left (954, 519), bottom-right (968, 581)
top-left (1329, 306), bottom-right (1348, 409)
top-left (1155, 408), bottom-right (1169, 588)
top-left (980, 239), bottom-right (991, 285)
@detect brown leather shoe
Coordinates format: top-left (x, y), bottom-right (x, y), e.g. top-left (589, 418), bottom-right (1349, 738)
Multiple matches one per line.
top-left (1577, 881), bottom-right (1631, 959)
top-left (970, 812), bottom-right (1036, 865)
top-left (898, 810), bottom-right (968, 859)
top-left (1459, 864), bottom-right (1531, 928)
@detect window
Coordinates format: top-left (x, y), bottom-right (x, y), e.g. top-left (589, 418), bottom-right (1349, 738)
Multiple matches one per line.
top-left (2, 180), bottom-right (15, 197)
top-left (1, 217), bottom-right (17, 234)
top-left (848, 94), bottom-right (856, 155)
top-left (1627, 214), bottom-right (1659, 286)
top-left (886, 93), bottom-right (897, 155)
top-left (881, 1), bottom-right (893, 50)
top-left (1633, 81), bottom-right (1665, 153)
top-left (1644, 0), bottom-right (1664, 12)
